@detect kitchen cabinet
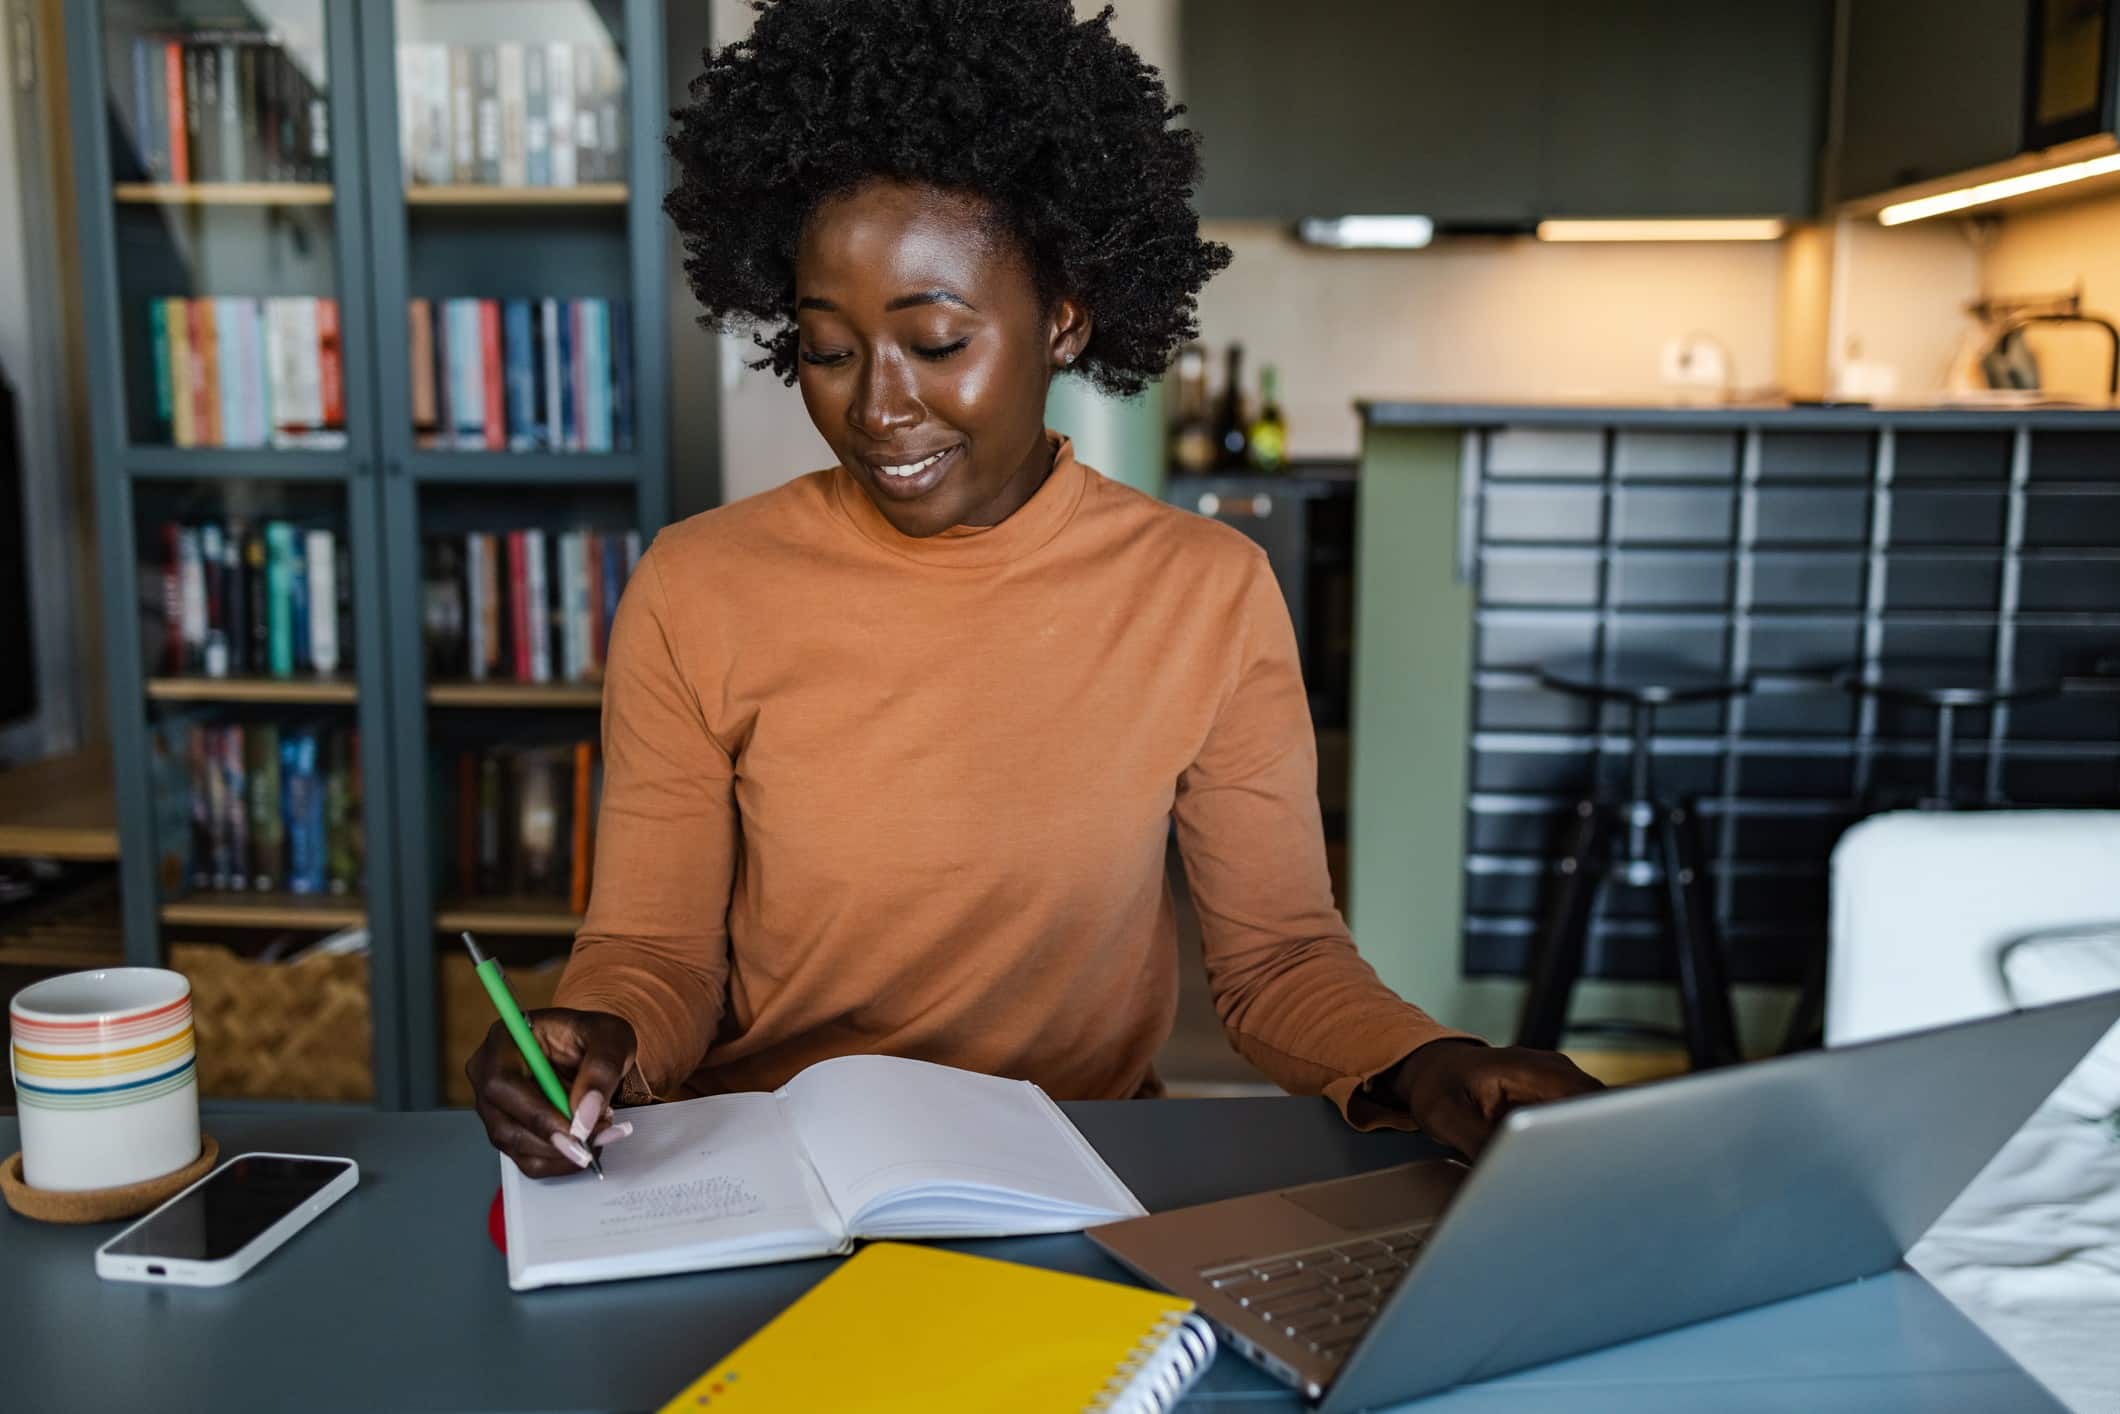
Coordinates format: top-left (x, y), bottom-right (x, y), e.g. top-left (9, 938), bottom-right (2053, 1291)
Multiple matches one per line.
top-left (1181, 0), bottom-right (1546, 224)
top-left (1835, 0), bottom-right (2028, 201)
top-left (1181, 0), bottom-right (1828, 224)
top-left (1540, 1), bottom-right (1828, 218)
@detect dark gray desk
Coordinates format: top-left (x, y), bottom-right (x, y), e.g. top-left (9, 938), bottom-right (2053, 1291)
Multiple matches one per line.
top-left (0, 1100), bottom-right (2060, 1413)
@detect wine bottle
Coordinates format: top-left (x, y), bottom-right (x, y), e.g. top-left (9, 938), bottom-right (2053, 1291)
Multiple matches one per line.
top-left (1213, 343), bottom-right (1249, 470)
top-left (1168, 343), bottom-right (1216, 474)
top-left (1247, 364), bottom-right (1287, 472)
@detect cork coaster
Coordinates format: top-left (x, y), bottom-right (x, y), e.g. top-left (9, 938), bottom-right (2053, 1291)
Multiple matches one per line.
top-left (1, 1136), bottom-right (221, 1225)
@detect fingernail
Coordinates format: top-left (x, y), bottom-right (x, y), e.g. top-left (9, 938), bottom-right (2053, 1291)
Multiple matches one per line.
top-left (591, 1121), bottom-right (634, 1147)
top-left (570, 1091), bottom-right (605, 1142)
top-left (550, 1133), bottom-right (592, 1168)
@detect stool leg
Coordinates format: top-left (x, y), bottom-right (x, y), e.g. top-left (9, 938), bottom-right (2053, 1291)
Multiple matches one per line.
top-left (1656, 803), bottom-right (1741, 1069)
top-left (1780, 947), bottom-right (1827, 1054)
top-left (1516, 801), bottom-right (1607, 1051)
top-left (1929, 702), bottom-right (1956, 809)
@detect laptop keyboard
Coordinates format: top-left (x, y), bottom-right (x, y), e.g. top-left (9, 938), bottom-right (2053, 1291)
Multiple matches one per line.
top-left (1197, 1223), bottom-right (1434, 1364)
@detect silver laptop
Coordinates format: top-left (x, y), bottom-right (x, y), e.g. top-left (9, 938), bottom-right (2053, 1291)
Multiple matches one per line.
top-left (1089, 989), bottom-right (2120, 1412)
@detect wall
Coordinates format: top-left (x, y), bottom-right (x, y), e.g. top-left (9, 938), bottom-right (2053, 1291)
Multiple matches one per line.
top-left (1979, 189), bottom-right (2120, 402)
top-left (700, 0), bottom-right (1790, 496)
top-left (1194, 224), bottom-right (1784, 457)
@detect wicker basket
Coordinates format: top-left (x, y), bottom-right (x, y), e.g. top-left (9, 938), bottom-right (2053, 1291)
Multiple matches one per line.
top-left (169, 942), bottom-right (374, 1102)
top-left (439, 954), bottom-right (567, 1107)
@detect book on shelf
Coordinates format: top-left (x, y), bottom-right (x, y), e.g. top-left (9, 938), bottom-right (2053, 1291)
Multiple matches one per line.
top-left (396, 39), bottom-right (624, 189)
top-left (156, 517), bottom-right (351, 681)
top-left (154, 719), bottom-right (362, 899)
top-left (441, 736), bottom-right (600, 909)
top-left (117, 25), bottom-right (330, 185)
top-left (146, 296), bottom-right (348, 449)
top-left (423, 527), bottom-right (639, 685)
top-left (409, 297), bottom-right (629, 453)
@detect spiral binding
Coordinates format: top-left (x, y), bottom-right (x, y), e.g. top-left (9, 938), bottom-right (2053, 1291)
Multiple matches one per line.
top-left (1088, 1310), bottom-right (1218, 1414)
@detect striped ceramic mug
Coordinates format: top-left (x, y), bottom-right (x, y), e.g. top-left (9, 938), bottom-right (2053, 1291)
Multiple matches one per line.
top-left (10, 968), bottom-right (201, 1192)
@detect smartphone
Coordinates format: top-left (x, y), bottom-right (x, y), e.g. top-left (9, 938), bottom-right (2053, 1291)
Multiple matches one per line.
top-left (94, 1152), bottom-right (359, 1287)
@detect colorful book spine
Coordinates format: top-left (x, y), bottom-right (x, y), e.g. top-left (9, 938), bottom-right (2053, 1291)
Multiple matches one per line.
top-left (148, 300), bottom-right (174, 439)
top-left (479, 298), bottom-right (506, 450)
top-left (198, 522), bottom-right (228, 677)
top-left (248, 722), bottom-right (281, 891)
top-left (557, 299), bottom-right (577, 450)
top-left (305, 528), bottom-right (339, 675)
top-left (410, 298), bottom-right (438, 436)
top-left (221, 725), bottom-right (249, 892)
top-left (569, 741), bottom-right (594, 913)
top-left (546, 44), bottom-right (575, 187)
top-left (582, 300), bottom-right (611, 453)
top-left (525, 528), bottom-right (551, 684)
top-left (502, 298), bottom-right (536, 450)
top-left (164, 42), bottom-right (190, 184)
top-left (265, 520), bottom-right (295, 677)
top-left (610, 299), bottom-right (633, 452)
top-left (189, 298), bottom-right (219, 446)
top-left (325, 730), bottom-right (355, 895)
top-left (315, 297), bottom-right (344, 433)
top-left (507, 530), bottom-right (531, 683)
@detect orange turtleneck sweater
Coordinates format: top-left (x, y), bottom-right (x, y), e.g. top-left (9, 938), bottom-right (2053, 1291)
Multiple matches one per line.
top-left (554, 435), bottom-right (1464, 1127)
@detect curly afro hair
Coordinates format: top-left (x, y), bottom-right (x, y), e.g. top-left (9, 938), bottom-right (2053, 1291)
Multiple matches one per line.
top-left (664, 0), bottom-right (1231, 399)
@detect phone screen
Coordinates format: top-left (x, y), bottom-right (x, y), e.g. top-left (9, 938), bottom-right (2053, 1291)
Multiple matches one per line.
top-left (105, 1156), bottom-right (350, 1261)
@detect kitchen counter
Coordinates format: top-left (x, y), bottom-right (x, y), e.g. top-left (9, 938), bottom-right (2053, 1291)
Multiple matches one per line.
top-left (1359, 399), bottom-right (2120, 430)
top-left (1344, 404), bottom-right (2120, 1049)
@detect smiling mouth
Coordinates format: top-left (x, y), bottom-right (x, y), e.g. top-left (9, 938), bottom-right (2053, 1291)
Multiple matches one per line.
top-left (864, 443), bottom-right (961, 500)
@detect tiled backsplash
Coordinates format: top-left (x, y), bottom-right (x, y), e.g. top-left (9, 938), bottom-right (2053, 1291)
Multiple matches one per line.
top-left (1461, 425), bottom-right (2120, 984)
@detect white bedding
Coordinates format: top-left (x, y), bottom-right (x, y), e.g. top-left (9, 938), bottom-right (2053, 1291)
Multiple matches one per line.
top-left (1908, 1050), bottom-right (2120, 1414)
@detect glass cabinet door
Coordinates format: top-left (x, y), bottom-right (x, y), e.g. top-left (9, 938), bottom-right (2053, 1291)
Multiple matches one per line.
top-left (99, 2), bottom-right (352, 452)
top-left (388, 1), bottom-right (635, 455)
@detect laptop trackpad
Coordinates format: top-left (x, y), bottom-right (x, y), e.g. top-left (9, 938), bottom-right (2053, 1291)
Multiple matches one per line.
top-left (1279, 1161), bottom-right (1465, 1232)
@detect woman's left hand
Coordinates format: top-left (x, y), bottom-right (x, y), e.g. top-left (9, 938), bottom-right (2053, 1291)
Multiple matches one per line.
top-left (1388, 1039), bottom-right (1604, 1159)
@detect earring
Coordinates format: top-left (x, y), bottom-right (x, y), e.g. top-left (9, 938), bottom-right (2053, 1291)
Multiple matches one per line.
top-left (1063, 351), bottom-right (1077, 365)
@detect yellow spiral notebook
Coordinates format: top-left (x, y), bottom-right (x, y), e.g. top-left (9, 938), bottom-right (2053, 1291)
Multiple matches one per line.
top-left (659, 1242), bottom-right (1217, 1413)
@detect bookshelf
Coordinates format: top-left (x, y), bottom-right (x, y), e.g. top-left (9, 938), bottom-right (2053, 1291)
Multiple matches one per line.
top-left (67, 0), bottom-right (671, 1109)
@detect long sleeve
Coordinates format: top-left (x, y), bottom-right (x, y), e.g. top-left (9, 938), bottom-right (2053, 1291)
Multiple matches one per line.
top-left (552, 545), bottom-right (738, 1096)
top-left (1173, 548), bottom-right (1472, 1130)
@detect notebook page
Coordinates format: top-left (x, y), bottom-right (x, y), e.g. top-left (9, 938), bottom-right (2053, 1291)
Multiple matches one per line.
top-left (779, 1056), bottom-right (1143, 1233)
top-left (503, 1090), bottom-right (843, 1289)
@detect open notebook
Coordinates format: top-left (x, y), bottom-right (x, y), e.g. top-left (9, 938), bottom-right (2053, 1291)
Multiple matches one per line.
top-left (500, 1055), bottom-right (1147, 1290)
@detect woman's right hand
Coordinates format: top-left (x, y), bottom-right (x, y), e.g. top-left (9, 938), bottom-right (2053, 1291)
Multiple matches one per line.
top-left (467, 1008), bottom-right (641, 1178)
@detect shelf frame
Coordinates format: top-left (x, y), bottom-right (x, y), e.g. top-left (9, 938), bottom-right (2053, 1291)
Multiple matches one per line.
top-left (113, 181), bottom-right (335, 206)
top-left (159, 894), bottom-right (368, 930)
top-left (426, 681), bottom-right (604, 709)
top-left (404, 183), bottom-right (628, 207)
top-left (146, 676), bottom-right (362, 705)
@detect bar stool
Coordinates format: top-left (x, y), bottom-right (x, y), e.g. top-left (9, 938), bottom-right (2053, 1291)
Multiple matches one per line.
top-left (1836, 659), bottom-right (2061, 811)
top-left (1778, 657), bottom-right (2062, 1053)
top-left (1515, 659), bottom-right (1750, 1071)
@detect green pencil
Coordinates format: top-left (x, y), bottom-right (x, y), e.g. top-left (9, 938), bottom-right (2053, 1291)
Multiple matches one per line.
top-left (462, 931), bottom-right (605, 1180)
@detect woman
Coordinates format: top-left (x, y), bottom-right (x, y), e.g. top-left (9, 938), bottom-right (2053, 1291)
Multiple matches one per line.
top-left (470, 0), bottom-right (1598, 1177)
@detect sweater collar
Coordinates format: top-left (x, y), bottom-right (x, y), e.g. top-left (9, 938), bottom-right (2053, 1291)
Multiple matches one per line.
top-left (830, 432), bottom-right (1088, 568)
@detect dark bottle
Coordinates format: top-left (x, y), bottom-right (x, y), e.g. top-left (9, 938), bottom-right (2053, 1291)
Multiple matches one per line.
top-left (1168, 343), bottom-right (1217, 474)
top-left (1213, 343), bottom-right (1249, 469)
